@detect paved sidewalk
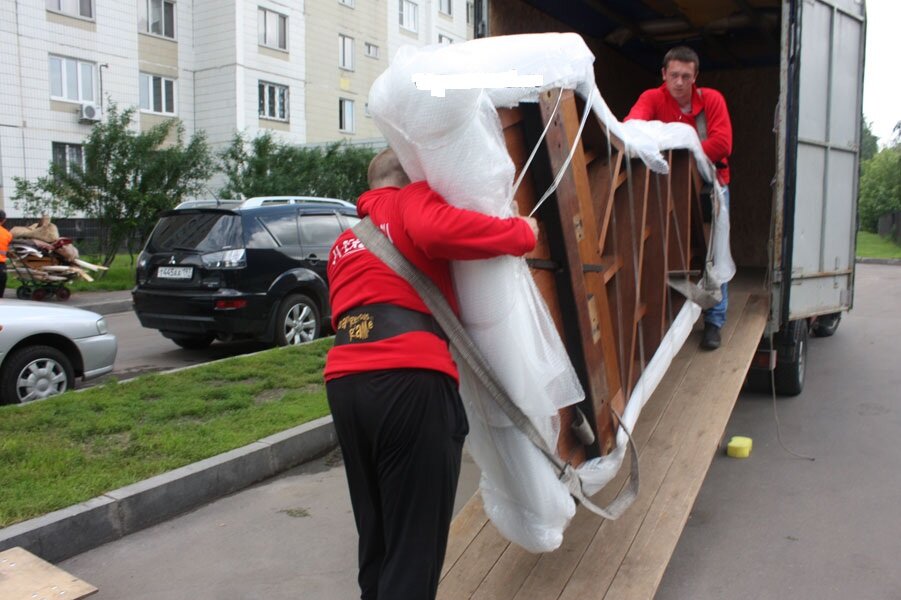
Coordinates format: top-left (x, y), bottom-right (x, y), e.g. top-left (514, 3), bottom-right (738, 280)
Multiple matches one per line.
top-left (2, 288), bottom-right (133, 315)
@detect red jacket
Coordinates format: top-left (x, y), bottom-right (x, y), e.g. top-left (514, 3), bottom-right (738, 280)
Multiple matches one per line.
top-left (625, 83), bottom-right (733, 185)
top-left (324, 181), bottom-right (536, 382)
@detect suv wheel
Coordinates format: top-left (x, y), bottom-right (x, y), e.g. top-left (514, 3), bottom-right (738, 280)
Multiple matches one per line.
top-left (170, 334), bottom-right (216, 350)
top-left (0, 345), bottom-right (74, 404)
top-left (275, 294), bottom-right (320, 346)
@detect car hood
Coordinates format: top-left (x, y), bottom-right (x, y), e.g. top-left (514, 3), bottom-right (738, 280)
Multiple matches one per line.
top-left (0, 299), bottom-right (106, 344)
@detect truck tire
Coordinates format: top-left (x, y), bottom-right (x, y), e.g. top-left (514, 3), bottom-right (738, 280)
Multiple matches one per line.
top-left (812, 312), bottom-right (841, 337)
top-left (275, 294), bottom-right (320, 346)
top-left (773, 319), bottom-right (809, 396)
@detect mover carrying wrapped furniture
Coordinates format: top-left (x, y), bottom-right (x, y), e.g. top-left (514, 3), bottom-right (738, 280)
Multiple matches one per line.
top-left (411, 1), bottom-right (864, 598)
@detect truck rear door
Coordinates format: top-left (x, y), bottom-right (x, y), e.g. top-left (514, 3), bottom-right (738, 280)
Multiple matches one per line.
top-left (783, 0), bottom-right (865, 320)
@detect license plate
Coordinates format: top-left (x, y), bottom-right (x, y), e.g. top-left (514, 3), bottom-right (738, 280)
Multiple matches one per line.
top-left (157, 266), bottom-right (193, 280)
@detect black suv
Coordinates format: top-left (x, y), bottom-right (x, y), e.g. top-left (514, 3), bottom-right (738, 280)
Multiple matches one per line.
top-left (132, 203), bottom-right (358, 349)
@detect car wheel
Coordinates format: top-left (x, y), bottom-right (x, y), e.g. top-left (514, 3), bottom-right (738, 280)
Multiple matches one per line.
top-left (275, 294), bottom-right (320, 346)
top-left (170, 334), bottom-right (216, 350)
top-left (0, 345), bottom-right (75, 405)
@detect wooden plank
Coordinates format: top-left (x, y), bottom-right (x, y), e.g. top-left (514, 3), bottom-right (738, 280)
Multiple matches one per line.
top-left (508, 316), bottom-right (707, 600)
top-left (557, 292), bottom-right (756, 600)
top-left (441, 493), bottom-right (491, 580)
top-left (437, 517), bottom-right (510, 600)
top-left (0, 547), bottom-right (97, 600)
top-left (603, 295), bottom-right (769, 600)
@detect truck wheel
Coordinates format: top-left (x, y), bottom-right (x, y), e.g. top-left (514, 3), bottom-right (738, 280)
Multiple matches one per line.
top-left (812, 312), bottom-right (841, 337)
top-left (171, 334), bottom-right (216, 350)
top-left (275, 294), bottom-right (320, 346)
top-left (0, 345), bottom-right (74, 404)
top-left (773, 320), bottom-right (809, 396)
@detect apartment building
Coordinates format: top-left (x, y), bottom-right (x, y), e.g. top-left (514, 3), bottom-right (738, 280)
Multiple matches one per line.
top-left (0, 0), bottom-right (473, 218)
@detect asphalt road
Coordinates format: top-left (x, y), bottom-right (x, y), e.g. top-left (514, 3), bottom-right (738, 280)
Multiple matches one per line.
top-left (99, 311), bottom-right (271, 382)
top-left (60, 263), bottom-right (901, 599)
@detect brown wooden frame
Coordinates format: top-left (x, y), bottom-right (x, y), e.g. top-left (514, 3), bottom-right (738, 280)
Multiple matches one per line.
top-left (502, 90), bottom-right (707, 464)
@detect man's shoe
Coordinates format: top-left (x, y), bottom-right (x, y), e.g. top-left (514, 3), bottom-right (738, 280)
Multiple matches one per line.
top-left (701, 322), bottom-right (721, 350)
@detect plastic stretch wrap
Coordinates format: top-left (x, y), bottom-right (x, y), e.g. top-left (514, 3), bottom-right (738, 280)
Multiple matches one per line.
top-left (368, 32), bottom-right (734, 553)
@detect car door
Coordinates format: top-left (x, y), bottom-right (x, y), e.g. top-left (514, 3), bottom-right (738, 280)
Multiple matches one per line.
top-left (298, 210), bottom-right (345, 283)
top-left (243, 207), bottom-right (305, 292)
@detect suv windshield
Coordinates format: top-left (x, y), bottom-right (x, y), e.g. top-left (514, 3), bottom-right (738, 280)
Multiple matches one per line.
top-left (147, 212), bottom-right (243, 253)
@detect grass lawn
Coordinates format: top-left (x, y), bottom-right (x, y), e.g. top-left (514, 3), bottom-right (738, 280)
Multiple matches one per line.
top-left (8, 254), bottom-right (136, 293)
top-left (0, 339), bottom-right (333, 528)
top-left (857, 231), bottom-right (901, 260)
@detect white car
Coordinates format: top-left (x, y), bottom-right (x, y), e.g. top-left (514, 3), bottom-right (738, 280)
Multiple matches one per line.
top-left (0, 300), bottom-right (118, 404)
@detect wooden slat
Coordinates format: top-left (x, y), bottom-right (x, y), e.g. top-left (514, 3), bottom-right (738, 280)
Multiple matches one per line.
top-left (556, 292), bottom-right (754, 600)
top-left (441, 494), bottom-right (490, 579)
top-left (0, 547), bottom-right (97, 600)
top-left (508, 320), bottom-right (706, 600)
top-left (603, 295), bottom-right (769, 599)
top-left (439, 289), bottom-right (770, 600)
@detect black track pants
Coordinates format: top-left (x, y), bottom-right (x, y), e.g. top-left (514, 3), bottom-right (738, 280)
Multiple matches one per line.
top-left (326, 369), bottom-right (468, 600)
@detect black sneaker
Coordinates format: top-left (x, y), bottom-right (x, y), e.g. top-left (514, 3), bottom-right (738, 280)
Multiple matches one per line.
top-left (701, 322), bottom-right (721, 350)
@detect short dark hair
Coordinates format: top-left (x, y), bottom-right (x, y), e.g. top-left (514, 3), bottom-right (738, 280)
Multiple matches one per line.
top-left (0, 210), bottom-right (6, 221)
top-left (663, 46), bottom-right (700, 72)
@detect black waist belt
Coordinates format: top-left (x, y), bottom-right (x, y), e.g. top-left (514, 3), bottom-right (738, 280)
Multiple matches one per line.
top-left (334, 304), bottom-right (447, 345)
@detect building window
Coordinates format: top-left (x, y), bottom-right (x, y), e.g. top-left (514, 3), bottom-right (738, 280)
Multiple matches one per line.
top-left (138, 0), bottom-right (176, 39)
top-left (339, 35), bottom-right (354, 70)
top-left (52, 142), bottom-right (84, 177)
top-left (399, 0), bottom-right (418, 32)
top-left (339, 98), bottom-right (354, 133)
top-left (365, 42), bottom-right (379, 59)
top-left (46, 0), bottom-right (93, 19)
top-left (49, 56), bottom-right (95, 103)
top-left (338, 0), bottom-right (354, 7)
top-left (439, 0), bottom-right (452, 16)
top-left (259, 82), bottom-right (289, 121)
top-left (466, 1), bottom-right (473, 24)
top-left (438, 34), bottom-right (454, 44)
top-left (139, 73), bottom-right (176, 115)
top-left (258, 8), bottom-right (288, 50)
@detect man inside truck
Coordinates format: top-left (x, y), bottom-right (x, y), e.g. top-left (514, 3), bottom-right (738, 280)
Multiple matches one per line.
top-left (324, 148), bottom-right (539, 599)
top-left (625, 46), bottom-right (733, 350)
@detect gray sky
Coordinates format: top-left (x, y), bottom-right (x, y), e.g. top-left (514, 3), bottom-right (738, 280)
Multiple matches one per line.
top-left (863, 0), bottom-right (899, 146)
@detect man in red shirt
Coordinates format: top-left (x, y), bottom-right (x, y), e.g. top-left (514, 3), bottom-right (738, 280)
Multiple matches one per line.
top-left (625, 46), bottom-right (733, 350)
top-left (325, 149), bottom-right (538, 600)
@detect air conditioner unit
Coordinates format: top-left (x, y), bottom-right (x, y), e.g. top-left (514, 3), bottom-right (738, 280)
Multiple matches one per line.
top-left (79, 103), bottom-right (101, 123)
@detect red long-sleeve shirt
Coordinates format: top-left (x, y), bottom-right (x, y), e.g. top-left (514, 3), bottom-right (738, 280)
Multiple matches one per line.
top-left (625, 83), bottom-right (733, 185)
top-left (323, 181), bottom-right (536, 382)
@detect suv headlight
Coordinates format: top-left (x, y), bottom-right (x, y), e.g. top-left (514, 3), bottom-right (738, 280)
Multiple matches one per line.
top-left (201, 249), bottom-right (246, 269)
top-left (96, 318), bottom-right (109, 335)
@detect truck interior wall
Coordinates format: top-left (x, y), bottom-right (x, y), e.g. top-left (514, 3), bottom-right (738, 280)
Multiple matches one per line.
top-left (490, 0), bottom-right (778, 269)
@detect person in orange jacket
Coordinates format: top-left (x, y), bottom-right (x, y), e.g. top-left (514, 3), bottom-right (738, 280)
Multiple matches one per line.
top-left (0, 210), bottom-right (12, 298)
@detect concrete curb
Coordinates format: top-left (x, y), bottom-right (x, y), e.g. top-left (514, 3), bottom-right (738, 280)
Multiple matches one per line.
top-left (0, 416), bottom-right (337, 563)
top-left (856, 257), bottom-right (901, 266)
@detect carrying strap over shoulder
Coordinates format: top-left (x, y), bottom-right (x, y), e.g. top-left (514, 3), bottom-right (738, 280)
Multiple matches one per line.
top-left (695, 88), bottom-right (708, 141)
top-left (352, 216), bottom-right (639, 521)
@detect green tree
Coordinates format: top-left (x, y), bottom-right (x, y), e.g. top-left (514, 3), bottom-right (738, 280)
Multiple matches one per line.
top-left (858, 142), bottom-right (901, 233)
top-left (860, 116), bottom-right (879, 162)
top-left (218, 132), bottom-right (375, 201)
top-left (13, 104), bottom-right (214, 266)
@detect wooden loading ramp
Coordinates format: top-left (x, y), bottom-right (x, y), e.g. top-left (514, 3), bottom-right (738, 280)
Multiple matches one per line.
top-left (438, 275), bottom-right (768, 600)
